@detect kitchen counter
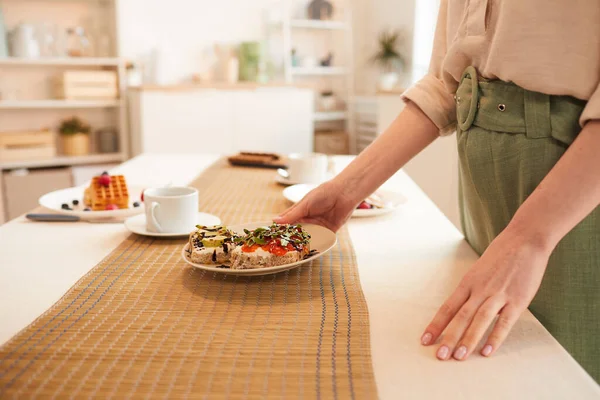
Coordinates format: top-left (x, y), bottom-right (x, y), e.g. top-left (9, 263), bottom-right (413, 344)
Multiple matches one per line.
top-left (0, 154), bottom-right (598, 399)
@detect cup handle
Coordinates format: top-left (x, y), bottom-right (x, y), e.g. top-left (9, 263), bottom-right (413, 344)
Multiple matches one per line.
top-left (148, 202), bottom-right (163, 233)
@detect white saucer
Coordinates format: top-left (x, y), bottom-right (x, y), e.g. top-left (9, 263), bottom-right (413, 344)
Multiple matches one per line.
top-left (124, 212), bottom-right (221, 238)
top-left (274, 170), bottom-right (328, 186)
top-left (274, 173), bottom-right (302, 186)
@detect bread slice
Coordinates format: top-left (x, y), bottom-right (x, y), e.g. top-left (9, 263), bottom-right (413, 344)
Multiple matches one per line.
top-left (230, 245), bottom-right (310, 270)
top-left (187, 226), bottom-right (237, 265)
top-left (188, 243), bottom-right (233, 265)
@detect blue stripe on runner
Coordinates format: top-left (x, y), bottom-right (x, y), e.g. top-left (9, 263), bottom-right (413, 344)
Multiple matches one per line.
top-left (316, 256), bottom-right (326, 400)
top-left (339, 234), bottom-right (356, 400)
top-left (329, 249), bottom-right (339, 399)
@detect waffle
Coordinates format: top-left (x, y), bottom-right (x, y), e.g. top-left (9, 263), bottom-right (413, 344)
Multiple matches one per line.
top-left (84, 175), bottom-right (130, 211)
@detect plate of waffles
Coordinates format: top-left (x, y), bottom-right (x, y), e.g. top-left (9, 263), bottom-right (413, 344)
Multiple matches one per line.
top-left (39, 172), bottom-right (145, 220)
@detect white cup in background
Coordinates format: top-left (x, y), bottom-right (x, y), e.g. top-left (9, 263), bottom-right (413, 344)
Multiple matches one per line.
top-left (287, 153), bottom-right (328, 184)
top-left (144, 187), bottom-right (198, 233)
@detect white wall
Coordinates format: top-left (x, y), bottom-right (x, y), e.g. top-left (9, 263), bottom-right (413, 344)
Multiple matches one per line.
top-left (352, 0), bottom-right (415, 94)
top-left (116, 0), bottom-right (277, 83)
top-left (116, 0), bottom-right (415, 89)
top-left (412, 0), bottom-right (439, 81)
top-left (402, 0), bottom-right (460, 229)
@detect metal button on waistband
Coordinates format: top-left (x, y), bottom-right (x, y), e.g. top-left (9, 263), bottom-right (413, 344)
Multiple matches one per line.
top-left (497, 104), bottom-right (506, 112)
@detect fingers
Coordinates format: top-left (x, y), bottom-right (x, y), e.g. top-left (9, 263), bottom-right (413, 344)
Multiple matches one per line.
top-left (480, 304), bottom-right (521, 357)
top-left (452, 297), bottom-right (504, 360)
top-left (434, 298), bottom-right (482, 360)
top-left (422, 294), bottom-right (522, 361)
top-left (273, 202), bottom-right (304, 224)
top-left (421, 286), bottom-right (470, 347)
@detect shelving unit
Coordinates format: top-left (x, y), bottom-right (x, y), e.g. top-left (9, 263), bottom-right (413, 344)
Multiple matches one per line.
top-left (0, 0), bottom-right (129, 223)
top-left (267, 0), bottom-right (355, 153)
top-left (0, 0), bottom-right (128, 162)
top-left (291, 66), bottom-right (346, 76)
top-left (0, 152), bottom-right (125, 170)
top-left (289, 19), bottom-right (347, 30)
top-left (314, 110), bottom-right (348, 122)
top-left (0, 99), bottom-right (121, 109)
top-left (0, 57), bottom-right (121, 67)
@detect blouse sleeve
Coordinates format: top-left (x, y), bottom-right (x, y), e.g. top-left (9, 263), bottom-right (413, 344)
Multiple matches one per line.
top-left (580, 81), bottom-right (600, 127)
top-left (401, 0), bottom-right (457, 135)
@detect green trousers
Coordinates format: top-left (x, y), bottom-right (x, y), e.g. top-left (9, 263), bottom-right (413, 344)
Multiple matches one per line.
top-left (456, 66), bottom-right (599, 382)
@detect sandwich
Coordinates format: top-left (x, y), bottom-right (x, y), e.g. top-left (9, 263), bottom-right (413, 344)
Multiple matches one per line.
top-left (188, 225), bottom-right (239, 264)
top-left (230, 223), bottom-right (311, 270)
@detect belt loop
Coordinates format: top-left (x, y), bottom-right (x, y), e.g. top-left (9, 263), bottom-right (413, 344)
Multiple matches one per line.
top-left (458, 66), bottom-right (479, 131)
top-left (524, 90), bottom-right (551, 139)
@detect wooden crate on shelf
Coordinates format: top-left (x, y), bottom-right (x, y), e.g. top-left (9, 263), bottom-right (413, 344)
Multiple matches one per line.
top-left (54, 70), bottom-right (118, 100)
top-left (314, 130), bottom-right (349, 155)
top-left (0, 130), bottom-right (56, 162)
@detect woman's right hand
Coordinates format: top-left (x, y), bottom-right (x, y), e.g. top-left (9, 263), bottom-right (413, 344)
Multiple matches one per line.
top-left (273, 180), bottom-right (356, 232)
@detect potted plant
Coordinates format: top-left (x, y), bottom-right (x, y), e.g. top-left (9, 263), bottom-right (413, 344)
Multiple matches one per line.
top-left (59, 116), bottom-right (91, 156)
top-left (371, 30), bottom-right (406, 91)
top-left (307, 0), bottom-right (334, 20)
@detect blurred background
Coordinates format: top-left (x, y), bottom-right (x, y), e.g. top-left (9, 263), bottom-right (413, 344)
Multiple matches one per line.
top-left (0, 0), bottom-right (458, 227)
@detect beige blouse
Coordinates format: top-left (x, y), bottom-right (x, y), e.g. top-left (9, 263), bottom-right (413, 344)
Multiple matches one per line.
top-left (402, 0), bottom-right (600, 135)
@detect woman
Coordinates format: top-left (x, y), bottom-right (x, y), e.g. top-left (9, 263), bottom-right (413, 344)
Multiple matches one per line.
top-left (275, 0), bottom-right (600, 382)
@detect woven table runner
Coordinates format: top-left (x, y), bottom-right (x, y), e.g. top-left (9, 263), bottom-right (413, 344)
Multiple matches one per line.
top-left (0, 160), bottom-right (377, 399)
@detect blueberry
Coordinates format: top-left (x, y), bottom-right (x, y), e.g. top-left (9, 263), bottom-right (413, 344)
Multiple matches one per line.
top-left (101, 171), bottom-right (109, 176)
top-left (72, 199), bottom-right (79, 206)
top-left (61, 203), bottom-right (70, 210)
top-left (133, 202), bottom-right (140, 208)
top-left (84, 208), bottom-right (91, 211)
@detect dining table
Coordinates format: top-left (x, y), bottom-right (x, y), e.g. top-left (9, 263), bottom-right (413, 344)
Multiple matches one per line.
top-left (0, 153), bottom-right (598, 399)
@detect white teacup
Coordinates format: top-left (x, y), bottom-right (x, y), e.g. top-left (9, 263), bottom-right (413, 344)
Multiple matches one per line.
top-left (287, 153), bottom-right (328, 184)
top-left (144, 187), bottom-right (198, 233)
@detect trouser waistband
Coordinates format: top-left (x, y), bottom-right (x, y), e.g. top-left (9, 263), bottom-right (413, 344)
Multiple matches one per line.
top-left (456, 66), bottom-right (586, 145)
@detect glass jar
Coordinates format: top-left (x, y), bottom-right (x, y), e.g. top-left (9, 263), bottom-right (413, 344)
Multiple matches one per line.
top-left (97, 128), bottom-right (119, 153)
top-left (67, 27), bottom-right (92, 57)
top-left (238, 42), bottom-right (262, 82)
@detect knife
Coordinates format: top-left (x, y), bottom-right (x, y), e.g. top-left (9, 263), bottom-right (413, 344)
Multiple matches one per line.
top-left (26, 214), bottom-right (124, 224)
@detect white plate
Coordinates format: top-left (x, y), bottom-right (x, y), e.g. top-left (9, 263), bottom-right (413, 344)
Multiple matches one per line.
top-left (181, 222), bottom-right (337, 276)
top-left (39, 185), bottom-right (146, 220)
top-left (282, 184), bottom-right (407, 218)
top-left (125, 212), bottom-right (222, 238)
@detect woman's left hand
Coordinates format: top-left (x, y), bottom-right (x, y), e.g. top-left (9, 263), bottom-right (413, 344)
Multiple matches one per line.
top-left (420, 230), bottom-right (552, 361)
